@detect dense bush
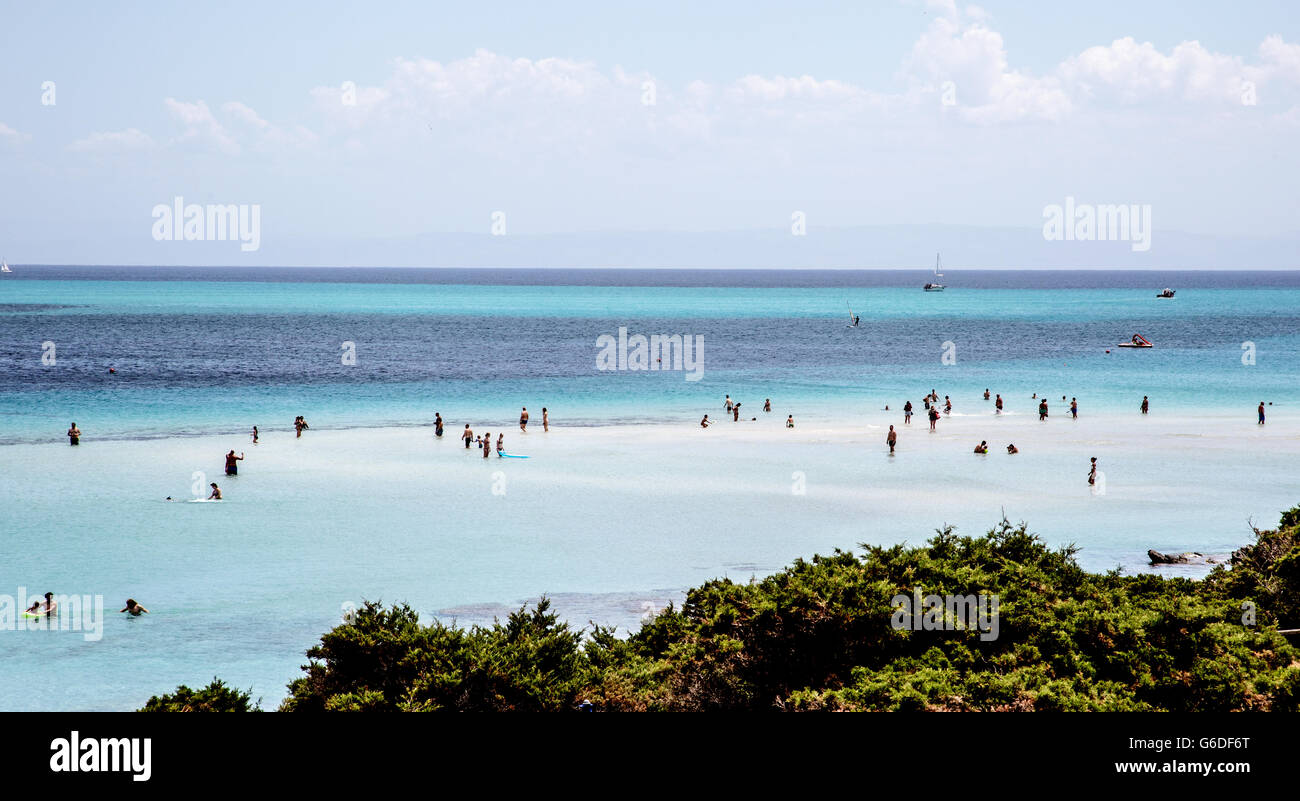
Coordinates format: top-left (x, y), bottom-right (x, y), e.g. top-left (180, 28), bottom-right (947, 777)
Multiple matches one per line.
top-left (144, 506), bottom-right (1300, 712)
top-left (140, 678), bottom-right (258, 712)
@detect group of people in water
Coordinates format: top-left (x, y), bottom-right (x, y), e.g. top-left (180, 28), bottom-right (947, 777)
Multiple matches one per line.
top-left (23, 592), bottom-right (149, 620)
top-left (702, 396), bottom-right (788, 429)
top-left (451, 406), bottom-right (549, 459)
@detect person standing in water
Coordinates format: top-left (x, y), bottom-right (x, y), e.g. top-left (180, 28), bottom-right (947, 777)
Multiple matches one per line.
top-left (1258, 402), bottom-right (1266, 425)
top-left (984, 389), bottom-right (990, 400)
top-left (520, 407), bottom-right (529, 432)
top-left (1006, 443), bottom-right (1019, 454)
top-left (724, 395), bottom-right (733, 413)
top-left (251, 426), bottom-right (259, 444)
top-left (463, 424), bottom-right (474, 448)
top-left (482, 433), bottom-right (491, 459)
top-left (1070, 398), bottom-right (1078, 419)
top-left (903, 401), bottom-right (913, 425)
top-left (208, 482), bottom-right (222, 500)
top-left (700, 415), bottom-right (710, 428)
top-left (496, 433), bottom-right (505, 456)
top-left (1038, 399), bottom-right (1049, 421)
top-left (733, 403), bottom-right (741, 422)
top-left (995, 394), bottom-right (1003, 414)
top-left (974, 440), bottom-right (988, 454)
top-left (434, 413), bottom-right (444, 438)
top-left (785, 415), bottom-right (794, 428)
top-left (542, 408), bottom-right (549, 432)
top-left (295, 416), bottom-right (309, 438)
top-left (928, 406), bottom-right (939, 431)
top-left (886, 425), bottom-right (897, 454)
top-left (944, 396), bottom-right (952, 415)
top-left (224, 450), bottom-right (245, 476)
top-left (764, 399), bottom-right (771, 412)
top-left (1088, 457), bottom-right (1098, 486)
top-left (67, 422), bottom-right (81, 446)
top-left (120, 599), bottom-right (150, 616)
top-left (1140, 396), bottom-right (1149, 415)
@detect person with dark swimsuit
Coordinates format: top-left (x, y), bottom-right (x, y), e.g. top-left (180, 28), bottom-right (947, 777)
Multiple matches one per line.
top-left (225, 450), bottom-right (244, 476)
top-left (435, 413), bottom-right (444, 437)
top-left (887, 425), bottom-right (897, 454)
top-left (520, 408), bottom-right (529, 432)
top-left (463, 424), bottom-right (474, 448)
top-left (67, 422), bottom-right (81, 446)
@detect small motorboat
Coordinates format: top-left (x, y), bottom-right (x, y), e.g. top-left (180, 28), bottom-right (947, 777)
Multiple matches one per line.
top-left (1117, 334), bottom-right (1153, 348)
top-left (1156, 288), bottom-right (1175, 298)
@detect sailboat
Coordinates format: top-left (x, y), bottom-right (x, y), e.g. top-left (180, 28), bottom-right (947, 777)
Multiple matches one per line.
top-left (0, 259), bottom-right (11, 273)
top-left (845, 301), bottom-right (860, 328)
top-left (923, 253), bottom-right (945, 291)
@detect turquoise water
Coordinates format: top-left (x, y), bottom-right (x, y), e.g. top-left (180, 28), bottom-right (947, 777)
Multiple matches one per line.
top-left (1, 269), bottom-right (1297, 710)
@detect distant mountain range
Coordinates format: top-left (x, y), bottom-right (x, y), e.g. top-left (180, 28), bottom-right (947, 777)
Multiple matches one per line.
top-left (13, 224), bottom-right (1299, 269)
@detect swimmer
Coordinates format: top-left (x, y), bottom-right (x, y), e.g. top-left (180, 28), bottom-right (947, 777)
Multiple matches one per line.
top-left (496, 433), bottom-right (505, 456)
top-left (984, 389), bottom-right (990, 400)
top-left (764, 399), bottom-right (771, 412)
top-left (434, 413), bottom-right (444, 438)
top-left (40, 592), bottom-right (57, 617)
top-left (482, 433), bottom-right (491, 459)
top-left (1140, 396), bottom-right (1149, 415)
top-left (995, 394), bottom-right (1003, 414)
top-left (67, 422), bottom-right (81, 446)
top-left (1070, 398), bottom-right (1078, 419)
top-left (1006, 443), bottom-right (1019, 454)
top-left (120, 599), bottom-right (150, 616)
top-left (733, 403), bottom-right (741, 422)
top-left (974, 440), bottom-right (988, 454)
top-left (208, 482), bottom-right (222, 500)
top-left (224, 450), bottom-right (245, 476)
top-left (1038, 399), bottom-right (1048, 421)
top-left (520, 407), bottom-right (529, 432)
top-left (463, 424), bottom-right (474, 449)
top-left (785, 415), bottom-right (794, 428)
top-left (944, 396), bottom-right (952, 414)
top-left (251, 425), bottom-right (259, 444)
top-left (724, 395), bottom-right (733, 412)
top-left (886, 425), bottom-right (897, 454)
top-left (542, 408), bottom-right (549, 432)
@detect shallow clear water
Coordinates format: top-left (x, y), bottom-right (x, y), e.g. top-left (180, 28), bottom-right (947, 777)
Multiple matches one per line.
top-left (0, 268), bottom-right (1297, 710)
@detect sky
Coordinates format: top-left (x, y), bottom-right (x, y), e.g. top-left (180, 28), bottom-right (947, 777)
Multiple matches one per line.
top-left (1, 0), bottom-right (1298, 266)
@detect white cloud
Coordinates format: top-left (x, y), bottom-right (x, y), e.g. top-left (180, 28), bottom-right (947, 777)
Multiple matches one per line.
top-left (222, 101), bottom-right (318, 150)
top-left (69, 128), bottom-right (155, 152)
top-left (0, 122), bottom-right (31, 145)
top-left (165, 98), bottom-right (240, 155)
